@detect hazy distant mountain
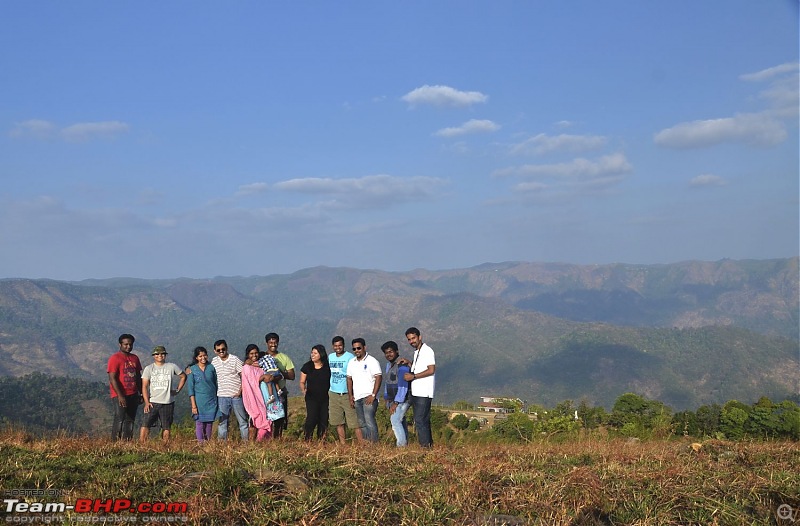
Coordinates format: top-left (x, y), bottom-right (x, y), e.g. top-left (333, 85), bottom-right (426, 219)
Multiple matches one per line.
top-left (0, 258), bottom-right (797, 409)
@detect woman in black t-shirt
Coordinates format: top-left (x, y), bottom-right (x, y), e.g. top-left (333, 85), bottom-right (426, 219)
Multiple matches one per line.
top-left (299, 344), bottom-right (331, 441)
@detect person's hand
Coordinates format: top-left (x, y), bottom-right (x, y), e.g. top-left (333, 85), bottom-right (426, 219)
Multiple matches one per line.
top-left (389, 403), bottom-right (397, 415)
top-left (143, 402), bottom-right (152, 414)
top-left (191, 406), bottom-right (198, 415)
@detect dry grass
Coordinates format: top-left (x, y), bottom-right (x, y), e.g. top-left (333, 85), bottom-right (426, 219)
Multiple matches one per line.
top-left (1, 429), bottom-right (798, 525)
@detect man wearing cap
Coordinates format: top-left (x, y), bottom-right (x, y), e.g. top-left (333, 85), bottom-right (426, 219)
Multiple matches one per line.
top-left (108, 333), bottom-right (143, 440)
top-left (140, 345), bottom-right (186, 442)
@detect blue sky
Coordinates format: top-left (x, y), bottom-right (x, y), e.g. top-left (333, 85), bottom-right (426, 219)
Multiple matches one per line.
top-left (1, 2), bottom-right (797, 280)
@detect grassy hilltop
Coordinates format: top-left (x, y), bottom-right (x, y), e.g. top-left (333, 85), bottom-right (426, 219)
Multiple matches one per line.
top-left (1, 428), bottom-right (798, 525)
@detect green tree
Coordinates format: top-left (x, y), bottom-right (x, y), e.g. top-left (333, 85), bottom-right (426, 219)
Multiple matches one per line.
top-left (551, 400), bottom-right (575, 418)
top-left (671, 410), bottom-right (698, 437)
top-left (492, 413), bottom-right (535, 442)
top-left (608, 393), bottom-right (672, 437)
top-left (694, 404), bottom-right (722, 436)
top-left (772, 400), bottom-right (800, 439)
top-left (451, 413), bottom-right (470, 430)
top-left (452, 400), bottom-right (474, 411)
top-left (746, 397), bottom-right (779, 438)
top-left (577, 399), bottom-right (606, 429)
top-left (720, 406), bottom-right (748, 440)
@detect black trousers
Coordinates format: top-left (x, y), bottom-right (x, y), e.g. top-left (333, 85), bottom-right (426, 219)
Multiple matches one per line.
top-left (304, 395), bottom-right (329, 440)
top-left (111, 394), bottom-right (140, 440)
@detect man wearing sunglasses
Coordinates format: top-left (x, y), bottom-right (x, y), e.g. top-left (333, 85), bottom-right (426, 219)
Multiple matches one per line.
top-left (212, 339), bottom-right (249, 441)
top-left (140, 345), bottom-right (186, 442)
top-left (346, 338), bottom-right (382, 443)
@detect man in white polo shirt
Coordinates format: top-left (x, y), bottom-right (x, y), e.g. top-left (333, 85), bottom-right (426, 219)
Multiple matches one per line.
top-left (403, 327), bottom-right (435, 447)
top-left (346, 338), bottom-right (382, 443)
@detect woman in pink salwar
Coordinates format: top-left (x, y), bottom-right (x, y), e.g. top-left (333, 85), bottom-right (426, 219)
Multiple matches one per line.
top-left (242, 344), bottom-right (271, 441)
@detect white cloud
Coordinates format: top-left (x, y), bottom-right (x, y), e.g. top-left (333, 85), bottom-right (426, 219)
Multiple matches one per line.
top-left (689, 174), bottom-right (728, 187)
top-left (654, 112), bottom-right (786, 149)
top-left (739, 62), bottom-right (799, 82)
top-left (655, 63), bottom-right (798, 149)
top-left (492, 153), bottom-right (632, 203)
top-left (509, 133), bottom-right (608, 156)
top-left (9, 119), bottom-right (57, 139)
top-left (494, 153), bottom-right (632, 180)
top-left (151, 217), bottom-right (178, 228)
top-left (434, 119), bottom-right (500, 137)
top-left (401, 85), bottom-right (488, 108)
top-left (61, 121), bottom-right (129, 142)
top-left (554, 120), bottom-right (573, 129)
top-left (274, 174), bottom-right (448, 201)
top-left (236, 182), bottom-right (270, 196)
top-left (9, 119), bottom-right (130, 142)
top-left (514, 182), bottom-right (548, 193)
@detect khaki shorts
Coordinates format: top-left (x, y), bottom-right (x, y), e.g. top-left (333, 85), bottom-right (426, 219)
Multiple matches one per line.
top-left (328, 392), bottom-right (360, 428)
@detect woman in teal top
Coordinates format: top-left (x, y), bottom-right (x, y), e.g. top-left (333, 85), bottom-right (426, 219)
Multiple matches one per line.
top-left (187, 346), bottom-right (219, 442)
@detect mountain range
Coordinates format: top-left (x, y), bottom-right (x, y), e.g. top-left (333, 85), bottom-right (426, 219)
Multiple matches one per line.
top-left (0, 257), bottom-right (797, 410)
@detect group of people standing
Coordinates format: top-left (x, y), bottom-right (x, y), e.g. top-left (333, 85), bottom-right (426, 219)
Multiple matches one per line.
top-left (106, 327), bottom-right (436, 447)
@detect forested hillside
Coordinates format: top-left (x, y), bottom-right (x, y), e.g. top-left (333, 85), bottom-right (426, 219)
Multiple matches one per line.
top-left (0, 258), bottom-right (797, 410)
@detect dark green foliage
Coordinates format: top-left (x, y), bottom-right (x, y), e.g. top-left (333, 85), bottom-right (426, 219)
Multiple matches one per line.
top-left (0, 373), bottom-right (108, 433)
top-left (577, 399), bottom-right (606, 429)
top-left (452, 400), bottom-right (475, 410)
top-left (607, 393), bottom-right (672, 438)
top-left (451, 413), bottom-right (470, 430)
top-left (492, 412), bottom-right (536, 441)
top-left (672, 396), bottom-right (800, 440)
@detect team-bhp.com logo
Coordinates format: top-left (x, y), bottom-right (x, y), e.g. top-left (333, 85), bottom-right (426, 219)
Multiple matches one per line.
top-left (3, 490), bottom-right (188, 523)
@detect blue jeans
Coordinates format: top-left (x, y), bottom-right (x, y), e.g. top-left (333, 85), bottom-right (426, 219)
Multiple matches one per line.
top-left (217, 396), bottom-right (249, 440)
top-left (355, 397), bottom-right (379, 442)
top-left (389, 400), bottom-right (410, 447)
top-left (411, 395), bottom-right (433, 447)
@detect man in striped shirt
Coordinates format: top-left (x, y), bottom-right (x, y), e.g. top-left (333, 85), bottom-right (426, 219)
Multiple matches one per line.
top-left (212, 339), bottom-right (249, 441)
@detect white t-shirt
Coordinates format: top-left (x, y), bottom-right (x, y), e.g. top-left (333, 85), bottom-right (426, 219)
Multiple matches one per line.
top-left (346, 354), bottom-right (382, 401)
top-left (212, 354), bottom-right (243, 397)
top-left (142, 362), bottom-right (183, 404)
top-left (410, 343), bottom-right (435, 398)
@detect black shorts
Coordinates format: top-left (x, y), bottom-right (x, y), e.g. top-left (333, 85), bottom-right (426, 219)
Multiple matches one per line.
top-left (143, 403), bottom-right (175, 429)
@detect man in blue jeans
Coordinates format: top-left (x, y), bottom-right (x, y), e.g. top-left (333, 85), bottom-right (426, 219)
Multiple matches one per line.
top-left (346, 338), bottom-right (382, 443)
top-left (211, 339), bottom-right (249, 440)
top-left (403, 327), bottom-right (436, 447)
top-left (381, 340), bottom-right (411, 447)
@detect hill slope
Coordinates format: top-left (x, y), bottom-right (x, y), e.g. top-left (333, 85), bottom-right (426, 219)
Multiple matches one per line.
top-left (0, 258), bottom-right (797, 409)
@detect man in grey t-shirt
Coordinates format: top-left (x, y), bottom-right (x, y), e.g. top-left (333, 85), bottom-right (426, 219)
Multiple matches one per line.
top-left (140, 346), bottom-right (186, 442)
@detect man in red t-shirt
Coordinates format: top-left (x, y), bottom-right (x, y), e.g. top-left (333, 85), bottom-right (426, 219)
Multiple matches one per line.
top-left (107, 333), bottom-right (143, 440)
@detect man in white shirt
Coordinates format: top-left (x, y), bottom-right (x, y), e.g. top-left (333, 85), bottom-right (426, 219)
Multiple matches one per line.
top-left (346, 338), bottom-right (382, 443)
top-left (403, 327), bottom-right (436, 447)
top-left (211, 339), bottom-right (249, 441)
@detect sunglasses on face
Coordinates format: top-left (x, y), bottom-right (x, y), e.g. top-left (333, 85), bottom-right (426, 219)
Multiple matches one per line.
top-left (352, 346), bottom-right (363, 351)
